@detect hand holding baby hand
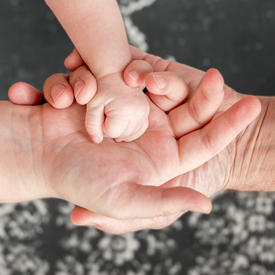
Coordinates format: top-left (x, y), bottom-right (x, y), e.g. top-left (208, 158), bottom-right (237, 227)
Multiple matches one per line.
top-left (86, 72), bottom-right (150, 143)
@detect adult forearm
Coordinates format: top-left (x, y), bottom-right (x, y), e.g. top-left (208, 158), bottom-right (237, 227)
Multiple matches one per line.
top-left (227, 96), bottom-right (275, 192)
top-left (0, 102), bottom-right (49, 203)
top-left (45, 0), bottom-right (131, 78)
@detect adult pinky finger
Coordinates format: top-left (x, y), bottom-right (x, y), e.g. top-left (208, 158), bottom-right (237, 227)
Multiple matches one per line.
top-left (8, 82), bottom-right (44, 105)
top-left (70, 207), bottom-right (184, 234)
top-left (124, 60), bottom-right (153, 89)
top-left (145, 71), bottom-right (189, 112)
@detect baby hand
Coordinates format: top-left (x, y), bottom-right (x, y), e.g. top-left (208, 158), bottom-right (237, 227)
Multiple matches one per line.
top-left (86, 72), bottom-right (150, 143)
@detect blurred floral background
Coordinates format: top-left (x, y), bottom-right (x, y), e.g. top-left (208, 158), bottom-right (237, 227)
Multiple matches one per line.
top-left (1, 0), bottom-right (275, 274)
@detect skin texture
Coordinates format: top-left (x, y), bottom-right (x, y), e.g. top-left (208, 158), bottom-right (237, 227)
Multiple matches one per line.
top-left (44, 0), bottom-right (150, 143)
top-left (2, 97), bottom-right (211, 216)
top-left (8, 47), bottom-right (262, 233)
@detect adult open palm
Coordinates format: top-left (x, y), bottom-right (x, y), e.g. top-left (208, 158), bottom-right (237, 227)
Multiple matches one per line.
top-left (29, 46), bottom-right (261, 233)
top-left (9, 56), bottom-right (260, 233)
top-left (9, 86), bottom-right (212, 219)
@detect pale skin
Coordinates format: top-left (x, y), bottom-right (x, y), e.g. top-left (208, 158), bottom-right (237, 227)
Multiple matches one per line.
top-left (44, 0), bottom-right (150, 143)
top-left (1, 95), bottom-right (210, 214)
top-left (8, 47), bottom-right (264, 234)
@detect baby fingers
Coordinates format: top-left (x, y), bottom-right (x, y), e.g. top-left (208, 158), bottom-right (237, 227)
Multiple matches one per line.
top-left (103, 108), bottom-right (149, 142)
top-left (86, 102), bottom-right (105, 143)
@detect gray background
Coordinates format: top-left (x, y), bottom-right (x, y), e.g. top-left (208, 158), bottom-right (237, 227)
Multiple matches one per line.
top-left (1, 0), bottom-right (275, 98)
top-left (1, 0), bottom-right (275, 274)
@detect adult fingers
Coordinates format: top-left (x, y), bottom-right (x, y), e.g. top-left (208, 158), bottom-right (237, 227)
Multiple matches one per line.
top-left (64, 48), bottom-right (85, 71)
top-left (129, 45), bottom-right (147, 60)
top-left (123, 58), bottom-right (190, 112)
top-left (123, 60), bottom-right (153, 89)
top-left (43, 73), bottom-right (75, 109)
top-left (178, 96), bottom-right (262, 174)
top-left (145, 71), bottom-right (189, 112)
top-left (8, 82), bottom-right (44, 105)
top-left (71, 207), bottom-right (184, 234)
top-left (129, 46), bottom-right (205, 92)
top-left (69, 65), bottom-right (97, 105)
top-left (87, 183), bottom-right (211, 220)
top-left (168, 69), bottom-right (224, 137)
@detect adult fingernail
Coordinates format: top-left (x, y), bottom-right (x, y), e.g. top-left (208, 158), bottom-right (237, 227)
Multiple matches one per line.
top-left (188, 205), bottom-right (211, 214)
top-left (74, 80), bottom-right (84, 99)
top-left (128, 71), bottom-right (140, 81)
top-left (153, 74), bottom-right (167, 89)
top-left (51, 84), bottom-right (67, 102)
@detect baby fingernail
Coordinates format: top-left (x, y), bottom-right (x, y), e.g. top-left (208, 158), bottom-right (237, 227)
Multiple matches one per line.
top-left (153, 74), bottom-right (167, 89)
top-left (128, 71), bottom-right (140, 81)
top-left (74, 81), bottom-right (84, 99)
top-left (51, 84), bottom-right (66, 102)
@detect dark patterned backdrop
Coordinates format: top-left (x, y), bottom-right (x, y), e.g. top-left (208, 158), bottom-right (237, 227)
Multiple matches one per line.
top-left (1, 0), bottom-right (275, 274)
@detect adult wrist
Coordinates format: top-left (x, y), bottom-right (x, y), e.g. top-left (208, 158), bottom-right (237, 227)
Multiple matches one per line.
top-left (225, 96), bottom-right (275, 192)
top-left (0, 102), bottom-right (53, 203)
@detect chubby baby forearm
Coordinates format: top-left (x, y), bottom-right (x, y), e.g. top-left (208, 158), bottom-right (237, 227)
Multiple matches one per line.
top-left (45, 0), bottom-right (131, 78)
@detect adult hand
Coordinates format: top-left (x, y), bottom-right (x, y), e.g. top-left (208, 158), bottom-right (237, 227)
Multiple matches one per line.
top-left (6, 87), bottom-right (214, 215)
top-left (9, 50), bottom-right (261, 233)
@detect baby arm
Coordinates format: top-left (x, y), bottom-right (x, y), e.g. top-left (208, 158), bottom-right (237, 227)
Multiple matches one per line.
top-left (45, 0), bottom-right (130, 77)
top-left (45, 0), bottom-right (149, 143)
